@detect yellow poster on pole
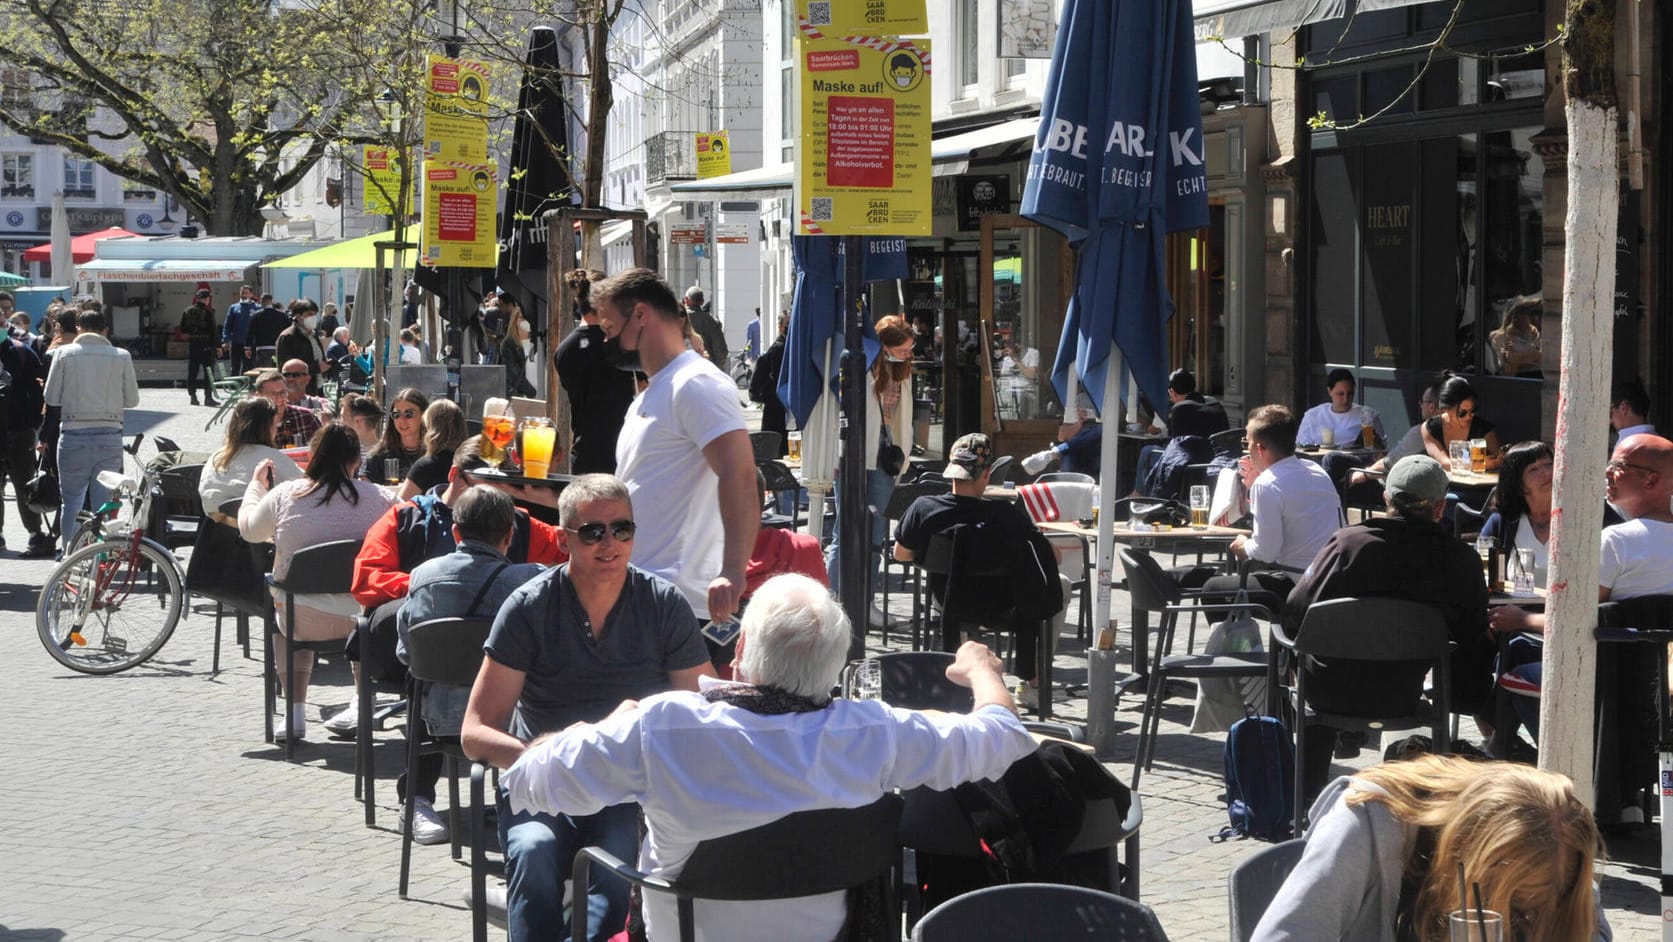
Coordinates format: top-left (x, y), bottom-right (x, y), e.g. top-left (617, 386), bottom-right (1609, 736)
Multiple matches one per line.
top-left (794, 36), bottom-right (932, 236)
top-left (695, 132), bottom-right (733, 179)
top-left (793, 0), bottom-right (927, 36)
top-left (424, 55), bottom-right (490, 163)
top-left (421, 161), bottom-right (498, 268)
top-left (362, 146), bottom-right (407, 215)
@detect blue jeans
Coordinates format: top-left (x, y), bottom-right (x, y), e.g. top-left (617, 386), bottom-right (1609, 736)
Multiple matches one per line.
top-left (498, 790), bottom-right (637, 942)
top-left (57, 427), bottom-right (123, 551)
top-left (825, 468), bottom-right (894, 599)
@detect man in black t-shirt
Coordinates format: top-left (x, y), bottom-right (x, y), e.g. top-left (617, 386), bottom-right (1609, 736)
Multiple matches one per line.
top-left (1164, 368), bottom-right (1229, 439)
top-left (896, 433), bottom-right (1046, 703)
top-left (554, 274), bottom-right (634, 473)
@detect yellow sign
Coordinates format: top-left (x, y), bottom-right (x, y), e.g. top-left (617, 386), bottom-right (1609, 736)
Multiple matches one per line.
top-left (424, 55), bottom-right (491, 163)
top-left (696, 132), bottom-right (733, 179)
top-left (794, 0), bottom-right (927, 36)
top-left (362, 146), bottom-right (408, 215)
top-left (795, 36), bottom-right (932, 236)
top-left (421, 161), bottom-right (497, 268)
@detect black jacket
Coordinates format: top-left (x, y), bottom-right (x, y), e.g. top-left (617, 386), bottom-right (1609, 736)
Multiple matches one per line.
top-left (553, 323), bottom-right (634, 474)
top-left (0, 334), bottom-right (45, 432)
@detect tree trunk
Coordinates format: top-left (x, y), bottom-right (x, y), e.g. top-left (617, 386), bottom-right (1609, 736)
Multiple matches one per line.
top-left (1539, 0), bottom-right (1618, 799)
top-left (578, 1), bottom-right (614, 266)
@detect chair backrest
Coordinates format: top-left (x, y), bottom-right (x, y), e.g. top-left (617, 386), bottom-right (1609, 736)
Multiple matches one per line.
top-left (757, 459), bottom-right (798, 494)
top-left (1209, 428), bottom-right (1245, 460)
top-left (405, 616), bottom-right (492, 687)
top-left (1227, 838), bottom-right (1307, 942)
top-left (912, 883), bottom-right (1170, 941)
top-left (1033, 471), bottom-right (1095, 485)
top-left (987, 455), bottom-right (1013, 486)
top-left (153, 435), bottom-right (183, 454)
top-left (1291, 597), bottom-right (1450, 661)
top-left (748, 430), bottom-right (782, 463)
top-left (272, 539), bottom-right (363, 595)
top-left (1018, 481), bottom-right (1095, 523)
top-left (157, 463), bottom-right (205, 511)
top-left (675, 794), bottom-right (902, 901)
top-left (1118, 547), bottom-right (1183, 611)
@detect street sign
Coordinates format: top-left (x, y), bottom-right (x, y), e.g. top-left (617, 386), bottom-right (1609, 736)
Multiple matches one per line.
top-left (669, 221), bottom-right (708, 245)
top-left (715, 223), bottom-right (750, 244)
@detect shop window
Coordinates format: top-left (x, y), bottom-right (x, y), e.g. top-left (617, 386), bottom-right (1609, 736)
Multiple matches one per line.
top-left (1309, 150), bottom-right (1355, 365)
top-left (1363, 65), bottom-right (1415, 117)
top-left (1477, 127), bottom-right (1544, 378)
top-left (988, 226), bottom-right (1067, 422)
top-left (1311, 75), bottom-right (1356, 125)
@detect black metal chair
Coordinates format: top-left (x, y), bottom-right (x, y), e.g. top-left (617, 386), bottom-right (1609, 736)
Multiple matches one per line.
top-left (1271, 597), bottom-right (1453, 837)
top-left (1226, 838), bottom-right (1307, 941)
top-left (574, 795), bottom-right (903, 942)
top-left (399, 616), bottom-right (492, 899)
top-left (1119, 547), bottom-right (1271, 789)
top-left (757, 459), bottom-right (802, 531)
top-left (912, 882), bottom-right (1169, 941)
top-left (1209, 428), bottom-right (1245, 460)
top-left (748, 430), bottom-right (782, 462)
top-left (987, 455), bottom-right (1013, 486)
top-left (264, 538), bottom-right (363, 761)
top-left (183, 498), bottom-right (268, 673)
top-left (879, 479), bottom-right (950, 642)
top-left (151, 463), bottom-right (204, 550)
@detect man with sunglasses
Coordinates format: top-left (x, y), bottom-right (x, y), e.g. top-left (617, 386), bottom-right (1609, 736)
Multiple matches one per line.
top-left (593, 268), bottom-right (758, 671)
top-left (251, 369), bottom-right (322, 449)
top-left (279, 358), bottom-right (331, 415)
top-left (463, 473), bottom-right (711, 942)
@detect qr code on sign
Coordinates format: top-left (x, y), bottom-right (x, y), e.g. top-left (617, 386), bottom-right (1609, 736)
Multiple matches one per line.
top-left (810, 197), bottom-right (833, 221)
top-left (806, 1), bottom-right (831, 25)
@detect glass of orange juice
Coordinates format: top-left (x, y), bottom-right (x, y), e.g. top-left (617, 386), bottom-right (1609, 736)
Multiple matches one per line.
top-left (521, 418), bottom-right (556, 479)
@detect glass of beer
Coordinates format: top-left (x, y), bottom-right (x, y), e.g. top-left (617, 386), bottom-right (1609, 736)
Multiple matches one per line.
top-left (1189, 484), bottom-right (1210, 529)
top-left (480, 413), bottom-right (515, 470)
top-left (521, 418), bottom-right (556, 479)
top-left (1360, 419), bottom-right (1376, 448)
top-left (787, 430), bottom-right (803, 461)
top-left (1469, 438), bottom-right (1488, 473)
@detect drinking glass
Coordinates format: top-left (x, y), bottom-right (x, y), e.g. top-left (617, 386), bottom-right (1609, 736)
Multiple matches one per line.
top-left (1448, 909), bottom-right (1503, 942)
top-left (1449, 440), bottom-right (1470, 469)
top-left (1469, 438), bottom-right (1488, 474)
top-left (1319, 426), bottom-right (1335, 447)
top-left (1189, 484), bottom-right (1210, 529)
top-left (521, 418), bottom-right (556, 479)
top-left (849, 658), bottom-right (882, 701)
top-left (787, 430), bottom-right (803, 461)
top-left (1360, 420), bottom-right (1376, 448)
top-left (1475, 535), bottom-right (1496, 588)
top-left (480, 413), bottom-right (515, 470)
top-left (382, 458), bottom-right (400, 484)
top-left (1515, 548), bottom-right (1537, 593)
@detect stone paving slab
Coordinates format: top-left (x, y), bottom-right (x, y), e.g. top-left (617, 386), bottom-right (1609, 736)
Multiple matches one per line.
top-left (0, 389), bottom-right (1659, 940)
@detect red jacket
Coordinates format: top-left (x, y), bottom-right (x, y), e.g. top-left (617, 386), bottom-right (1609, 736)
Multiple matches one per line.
top-left (351, 497), bottom-right (567, 608)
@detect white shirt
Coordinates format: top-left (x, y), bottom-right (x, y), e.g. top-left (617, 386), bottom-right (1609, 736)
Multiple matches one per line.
top-left (1511, 520), bottom-right (1549, 588)
top-left (1245, 455), bottom-right (1343, 570)
top-left (1297, 402), bottom-right (1383, 448)
top-left (1599, 518), bottom-right (1673, 600)
top-left (1615, 423), bottom-right (1656, 443)
top-left (616, 349), bottom-right (747, 617)
top-left (503, 687), bottom-right (1035, 942)
top-left (198, 444), bottom-right (304, 516)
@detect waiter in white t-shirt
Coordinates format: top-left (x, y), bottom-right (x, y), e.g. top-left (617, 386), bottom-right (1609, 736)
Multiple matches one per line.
top-left (594, 268), bottom-right (758, 668)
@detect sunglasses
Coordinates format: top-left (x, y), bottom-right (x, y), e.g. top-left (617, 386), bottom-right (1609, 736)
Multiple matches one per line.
top-left (1606, 460), bottom-right (1658, 477)
top-left (567, 519), bottom-right (637, 545)
top-left (388, 409), bottom-right (419, 420)
top-left (283, 371), bottom-right (308, 378)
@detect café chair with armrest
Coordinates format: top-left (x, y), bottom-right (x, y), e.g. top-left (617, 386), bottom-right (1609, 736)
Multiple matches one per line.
top-left (747, 430), bottom-right (782, 463)
top-left (987, 455), bottom-right (1014, 487)
top-left (1227, 838), bottom-right (1307, 942)
top-left (1120, 547), bottom-right (1272, 789)
top-left (841, 651), bottom-right (974, 712)
top-left (913, 883), bottom-right (1169, 942)
top-left (1032, 471), bottom-right (1095, 485)
top-left (1209, 428), bottom-right (1245, 461)
top-left (400, 616), bottom-right (492, 899)
top-left (184, 498), bottom-right (270, 672)
top-left (265, 538), bottom-right (363, 762)
top-left (1590, 595), bottom-right (1673, 826)
top-left (879, 480), bottom-right (951, 643)
top-left (756, 459), bottom-right (802, 531)
top-left (1271, 597), bottom-right (1452, 837)
top-left (152, 463), bottom-right (205, 551)
top-left (573, 794), bottom-right (903, 942)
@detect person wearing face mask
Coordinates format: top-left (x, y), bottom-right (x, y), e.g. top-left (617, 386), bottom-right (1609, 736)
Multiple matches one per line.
top-left (498, 299), bottom-right (538, 398)
top-left (275, 298), bottom-right (327, 394)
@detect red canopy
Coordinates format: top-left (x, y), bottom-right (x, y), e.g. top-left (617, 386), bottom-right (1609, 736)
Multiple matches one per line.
top-left (22, 227), bottom-right (139, 264)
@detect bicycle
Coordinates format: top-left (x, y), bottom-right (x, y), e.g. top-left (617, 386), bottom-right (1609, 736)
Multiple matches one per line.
top-left (36, 434), bottom-right (189, 674)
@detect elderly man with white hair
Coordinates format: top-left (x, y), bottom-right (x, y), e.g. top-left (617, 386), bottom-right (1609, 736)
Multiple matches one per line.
top-left (501, 572), bottom-right (1035, 942)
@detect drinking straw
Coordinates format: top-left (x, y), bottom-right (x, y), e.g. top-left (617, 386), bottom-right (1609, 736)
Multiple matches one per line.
top-left (1456, 863), bottom-right (1467, 924)
top-left (1473, 883), bottom-right (1487, 942)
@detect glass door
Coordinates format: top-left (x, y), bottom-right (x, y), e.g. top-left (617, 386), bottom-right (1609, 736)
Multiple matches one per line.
top-left (978, 214), bottom-right (1072, 461)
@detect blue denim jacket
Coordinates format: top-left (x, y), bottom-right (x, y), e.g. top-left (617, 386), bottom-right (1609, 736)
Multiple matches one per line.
top-left (397, 540), bottom-right (544, 735)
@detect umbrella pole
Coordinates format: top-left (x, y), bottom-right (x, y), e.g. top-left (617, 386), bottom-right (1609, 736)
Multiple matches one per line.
top-left (838, 236), bottom-right (871, 661)
top-left (1092, 355), bottom-right (1122, 749)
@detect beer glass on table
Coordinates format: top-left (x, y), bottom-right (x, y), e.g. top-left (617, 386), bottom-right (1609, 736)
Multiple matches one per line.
top-left (1469, 438), bottom-right (1488, 474)
top-left (1189, 484), bottom-right (1210, 529)
top-left (1360, 418), bottom-right (1376, 448)
top-left (787, 430), bottom-right (803, 461)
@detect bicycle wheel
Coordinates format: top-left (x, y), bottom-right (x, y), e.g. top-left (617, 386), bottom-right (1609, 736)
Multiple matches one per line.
top-left (37, 539), bottom-right (184, 674)
top-left (64, 511), bottom-right (104, 557)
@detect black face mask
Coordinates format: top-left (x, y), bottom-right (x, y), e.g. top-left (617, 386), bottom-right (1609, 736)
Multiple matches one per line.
top-left (603, 317), bottom-right (645, 372)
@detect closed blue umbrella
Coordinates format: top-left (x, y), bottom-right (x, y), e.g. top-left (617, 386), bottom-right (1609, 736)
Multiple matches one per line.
top-left (1022, 0), bottom-right (1207, 749)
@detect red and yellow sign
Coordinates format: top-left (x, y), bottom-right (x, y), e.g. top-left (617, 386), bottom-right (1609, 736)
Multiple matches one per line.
top-left (362, 146), bottom-right (409, 215)
top-left (421, 161), bottom-right (497, 268)
top-left (696, 132), bottom-right (732, 179)
top-left (424, 55), bottom-right (491, 163)
top-left (794, 0), bottom-right (927, 36)
top-left (794, 36), bottom-right (932, 236)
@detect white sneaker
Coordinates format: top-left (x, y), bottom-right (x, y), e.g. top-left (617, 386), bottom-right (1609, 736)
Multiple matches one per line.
top-left (1022, 449), bottom-right (1057, 476)
top-left (403, 797), bottom-right (450, 845)
top-left (1015, 682), bottom-right (1039, 711)
top-left (273, 706), bottom-right (307, 741)
top-left (323, 701), bottom-right (359, 736)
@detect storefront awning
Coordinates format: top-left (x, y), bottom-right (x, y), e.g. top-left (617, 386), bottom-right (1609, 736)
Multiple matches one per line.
top-left (600, 219), bottom-right (637, 248)
top-left (1193, 0), bottom-right (1428, 39)
top-left (74, 258), bottom-right (256, 283)
top-left (670, 117), bottom-right (1041, 198)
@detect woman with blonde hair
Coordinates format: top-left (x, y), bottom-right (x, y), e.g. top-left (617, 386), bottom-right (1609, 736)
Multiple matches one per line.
top-left (822, 313), bottom-right (915, 625)
top-left (1254, 754), bottom-right (1608, 941)
top-left (396, 398), bottom-right (468, 499)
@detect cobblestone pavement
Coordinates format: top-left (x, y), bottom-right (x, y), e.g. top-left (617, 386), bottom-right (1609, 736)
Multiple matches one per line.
top-left (0, 389), bottom-right (1660, 940)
